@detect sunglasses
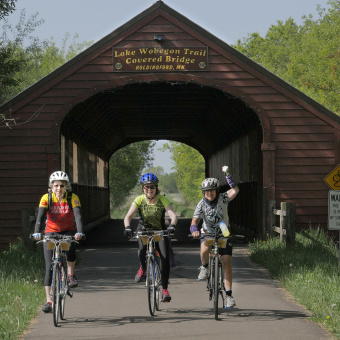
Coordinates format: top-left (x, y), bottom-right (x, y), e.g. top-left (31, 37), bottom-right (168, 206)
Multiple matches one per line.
top-left (144, 185), bottom-right (156, 190)
top-left (53, 184), bottom-right (65, 188)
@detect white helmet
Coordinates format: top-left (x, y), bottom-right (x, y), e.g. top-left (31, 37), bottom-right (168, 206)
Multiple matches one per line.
top-left (49, 171), bottom-right (69, 185)
top-left (201, 178), bottom-right (220, 191)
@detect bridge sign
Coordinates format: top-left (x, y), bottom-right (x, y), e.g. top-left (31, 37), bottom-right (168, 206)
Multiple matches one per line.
top-left (324, 164), bottom-right (340, 190)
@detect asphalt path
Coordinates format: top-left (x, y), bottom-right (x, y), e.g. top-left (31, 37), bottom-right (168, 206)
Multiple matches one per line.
top-left (22, 243), bottom-right (332, 340)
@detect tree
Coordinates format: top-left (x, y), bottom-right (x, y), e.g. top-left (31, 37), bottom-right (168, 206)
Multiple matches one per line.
top-left (109, 141), bottom-right (155, 208)
top-left (143, 166), bottom-right (178, 193)
top-left (0, 0), bottom-right (16, 19)
top-left (232, 1), bottom-right (340, 115)
top-left (160, 172), bottom-right (178, 193)
top-left (162, 142), bottom-right (205, 205)
top-left (1, 9), bottom-right (93, 105)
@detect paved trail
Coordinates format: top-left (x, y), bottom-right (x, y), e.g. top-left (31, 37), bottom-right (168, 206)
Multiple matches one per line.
top-left (23, 244), bottom-right (332, 340)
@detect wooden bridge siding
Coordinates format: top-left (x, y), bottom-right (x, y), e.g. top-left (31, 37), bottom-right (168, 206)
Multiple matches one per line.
top-left (270, 103), bottom-right (334, 228)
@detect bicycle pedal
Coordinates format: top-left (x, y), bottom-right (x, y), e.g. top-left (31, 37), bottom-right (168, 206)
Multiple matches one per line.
top-left (67, 290), bottom-right (73, 298)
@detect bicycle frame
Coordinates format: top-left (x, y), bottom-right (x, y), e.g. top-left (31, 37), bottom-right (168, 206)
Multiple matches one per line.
top-left (201, 229), bottom-right (228, 320)
top-left (37, 234), bottom-right (77, 327)
top-left (135, 230), bottom-right (170, 316)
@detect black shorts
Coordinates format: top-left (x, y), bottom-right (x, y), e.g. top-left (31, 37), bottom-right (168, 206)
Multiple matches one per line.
top-left (200, 236), bottom-right (233, 256)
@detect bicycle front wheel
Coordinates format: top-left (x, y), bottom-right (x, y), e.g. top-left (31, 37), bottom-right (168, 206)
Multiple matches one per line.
top-left (154, 258), bottom-right (161, 311)
top-left (52, 263), bottom-right (61, 327)
top-left (146, 256), bottom-right (156, 316)
top-left (59, 258), bottom-right (67, 320)
top-left (214, 256), bottom-right (219, 320)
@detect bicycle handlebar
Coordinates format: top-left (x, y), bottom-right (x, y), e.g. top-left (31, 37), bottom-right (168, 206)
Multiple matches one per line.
top-left (188, 232), bottom-right (244, 240)
top-left (133, 230), bottom-right (173, 237)
top-left (30, 233), bottom-right (86, 243)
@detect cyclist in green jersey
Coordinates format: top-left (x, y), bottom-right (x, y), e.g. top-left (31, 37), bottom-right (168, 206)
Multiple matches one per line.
top-left (124, 173), bottom-right (178, 302)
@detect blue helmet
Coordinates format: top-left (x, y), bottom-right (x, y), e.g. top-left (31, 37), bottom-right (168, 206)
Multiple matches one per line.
top-left (140, 173), bottom-right (159, 185)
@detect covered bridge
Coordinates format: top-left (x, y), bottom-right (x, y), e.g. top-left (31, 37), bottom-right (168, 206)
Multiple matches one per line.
top-left (1, 1), bottom-right (339, 250)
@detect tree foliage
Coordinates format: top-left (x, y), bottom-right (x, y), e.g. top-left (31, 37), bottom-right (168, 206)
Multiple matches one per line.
top-left (162, 142), bottom-right (204, 205)
top-left (233, 0), bottom-right (340, 115)
top-left (109, 141), bottom-right (155, 207)
top-left (143, 166), bottom-right (178, 193)
top-left (0, 9), bottom-right (93, 105)
top-left (160, 172), bottom-right (178, 193)
top-left (0, 0), bottom-right (16, 19)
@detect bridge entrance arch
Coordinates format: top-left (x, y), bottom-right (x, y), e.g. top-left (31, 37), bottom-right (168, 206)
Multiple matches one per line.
top-left (55, 75), bottom-right (267, 238)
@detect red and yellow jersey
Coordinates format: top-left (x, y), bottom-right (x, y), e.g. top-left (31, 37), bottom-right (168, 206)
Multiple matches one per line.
top-left (39, 192), bottom-right (81, 233)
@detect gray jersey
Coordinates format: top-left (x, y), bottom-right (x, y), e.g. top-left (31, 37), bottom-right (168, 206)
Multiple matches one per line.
top-left (193, 192), bottom-right (230, 233)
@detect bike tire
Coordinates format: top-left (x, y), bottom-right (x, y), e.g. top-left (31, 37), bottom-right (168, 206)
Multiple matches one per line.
top-left (154, 258), bottom-right (161, 311)
top-left (219, 261), bottom-right (225, 308)
top-left (59, 258), bottom-right (67, 320)
top-left (146, 256), bottom-right (156, 316)
top-left (214, 256), bottom-right (219, 320)
top-left (207, 255), bottom-right (213, 300)
top-left (52, 263), bottom-right (60, 327)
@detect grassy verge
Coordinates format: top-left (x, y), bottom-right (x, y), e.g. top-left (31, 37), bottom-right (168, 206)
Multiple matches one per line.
top-left (0, 239), bottom-right (45, 339)
top-left (248, 227), bottom-right (340, 338)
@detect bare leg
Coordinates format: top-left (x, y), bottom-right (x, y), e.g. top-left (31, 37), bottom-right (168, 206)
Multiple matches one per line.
top-left (45, 286), bottom-right (52, 303)
top-left (67, 261), bottom-right (75, 275)
top-left (221, 255), bottom-right (232, 290)
top-left (200, 242), bottom-right (211, 265)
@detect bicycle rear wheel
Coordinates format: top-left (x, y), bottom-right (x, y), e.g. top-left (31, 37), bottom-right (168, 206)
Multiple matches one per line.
top-left (59, 258), bottom-right (67, 320)
top-left (52, 263), bottom-right (60, 327)
top-left (146, 256), bottom-right (156, 316)
top-left (213, 256), bottom-right (219, 320)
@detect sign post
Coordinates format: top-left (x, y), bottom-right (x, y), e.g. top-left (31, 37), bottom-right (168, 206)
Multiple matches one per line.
top-left (325, 165), bottom-right (340, 266)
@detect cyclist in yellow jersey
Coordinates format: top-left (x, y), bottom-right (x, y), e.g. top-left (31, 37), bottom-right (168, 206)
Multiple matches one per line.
top-left (124, 173), bottom-right (178, 302)
top-left (32, 171), bottom-right (85, 313)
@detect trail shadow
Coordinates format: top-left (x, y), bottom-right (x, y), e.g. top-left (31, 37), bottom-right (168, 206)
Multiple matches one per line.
top-left (55, 307), bottom-right (309, 328)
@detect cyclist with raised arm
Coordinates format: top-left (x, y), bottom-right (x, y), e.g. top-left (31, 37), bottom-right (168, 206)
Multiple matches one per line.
top-left (124, 172), bottom-right (178, 302)
top-left (190, 166), bottom-right (239, 308)
top-left (32, 171), bottom-right (85, 313)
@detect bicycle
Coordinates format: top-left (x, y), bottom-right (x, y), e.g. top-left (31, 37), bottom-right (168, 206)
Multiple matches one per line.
top-left (35, 234), bottom-right (79, 327)
top-left (133, 230), bottom-right (171, 316)
top-left (190, 226), bottom-right (232, 320)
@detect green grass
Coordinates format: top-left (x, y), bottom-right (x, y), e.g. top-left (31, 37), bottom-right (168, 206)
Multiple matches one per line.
top-left (0, 239), bottom-right (46, 339)
top-left (248, 227), bottom-right (340, 338)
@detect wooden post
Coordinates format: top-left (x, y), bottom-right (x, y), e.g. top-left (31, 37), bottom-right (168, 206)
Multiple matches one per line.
top-left (280, 202), bottom-right (286, 242)
top-left (285, 202), bottom-right (296, 247)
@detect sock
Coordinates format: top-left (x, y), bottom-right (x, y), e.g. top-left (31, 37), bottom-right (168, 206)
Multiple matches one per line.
top-left (226, 290), bottom-right (232, 296)
top-left (203, 263), bottom-right (208, 268)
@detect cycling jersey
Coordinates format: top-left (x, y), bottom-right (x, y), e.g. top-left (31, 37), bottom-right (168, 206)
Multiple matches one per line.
top-left (193, 192), bottom-right (231, 233)
top-left (133, 194), bottom-right (171, 230)
top-left (39, 192), bottom-right (81, 233)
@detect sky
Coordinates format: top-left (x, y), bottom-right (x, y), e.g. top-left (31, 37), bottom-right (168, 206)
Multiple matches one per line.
top-left (4, 0), bottom-right (331, 173)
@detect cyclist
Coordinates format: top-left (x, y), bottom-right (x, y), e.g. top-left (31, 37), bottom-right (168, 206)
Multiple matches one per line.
top-left (32, 171), bottom-right (85, 313)
top-left (124, 172), bottom-right (178, 302)
top-left (190, 166), bottom-right (239, 308)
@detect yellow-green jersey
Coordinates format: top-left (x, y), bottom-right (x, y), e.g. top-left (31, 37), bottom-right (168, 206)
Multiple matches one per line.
top-left (132, 194), bottom-right (171, 230)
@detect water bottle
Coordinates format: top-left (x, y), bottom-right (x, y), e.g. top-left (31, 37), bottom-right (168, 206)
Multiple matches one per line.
top-left (219, 222), bottom-right (230, 237)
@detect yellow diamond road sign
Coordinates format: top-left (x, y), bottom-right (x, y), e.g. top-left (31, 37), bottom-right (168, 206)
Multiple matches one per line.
top-left (325, 164), bottom-right (340, 190)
